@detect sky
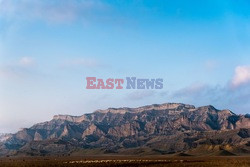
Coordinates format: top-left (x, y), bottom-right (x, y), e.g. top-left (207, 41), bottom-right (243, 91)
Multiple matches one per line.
top-left (1, 0), bottom-right (250, 133)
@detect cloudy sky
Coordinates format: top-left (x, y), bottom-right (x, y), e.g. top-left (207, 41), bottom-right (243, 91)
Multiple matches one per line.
top-left (1, 0), bottom-right (250, 133)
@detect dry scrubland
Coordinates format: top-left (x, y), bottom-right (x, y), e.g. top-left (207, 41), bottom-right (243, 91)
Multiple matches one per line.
top-left (0, 156), bottom-right (249, 167)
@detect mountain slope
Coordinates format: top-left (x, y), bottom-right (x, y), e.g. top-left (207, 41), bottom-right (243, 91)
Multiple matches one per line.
top-left (0, 133), bottom-right (12, 143)
top-left (0, 103), bottom-right (249, 156)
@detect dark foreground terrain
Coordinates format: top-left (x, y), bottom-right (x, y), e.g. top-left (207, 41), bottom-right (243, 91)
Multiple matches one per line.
top-left (0, 156), bottom-right (249, 167)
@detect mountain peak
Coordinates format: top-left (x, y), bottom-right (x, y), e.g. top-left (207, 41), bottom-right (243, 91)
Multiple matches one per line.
top-left (52, 114), bottom-right (86, 123)
top-left (95, 103), bottom-right (196, 114)
top-left (197, 105), bottom-right (218, 111)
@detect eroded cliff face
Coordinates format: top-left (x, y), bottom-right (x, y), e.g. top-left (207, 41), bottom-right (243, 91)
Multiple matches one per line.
top-left (1, 103), bottom-right (250, 156)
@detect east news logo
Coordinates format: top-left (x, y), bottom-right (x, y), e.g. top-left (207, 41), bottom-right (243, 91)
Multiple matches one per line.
top-left (86, 77), bottom-right (163, 89)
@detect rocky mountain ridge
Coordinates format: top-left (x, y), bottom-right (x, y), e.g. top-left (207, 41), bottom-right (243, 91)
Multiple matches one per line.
top-left (0, 103), bottom-right (249, 156)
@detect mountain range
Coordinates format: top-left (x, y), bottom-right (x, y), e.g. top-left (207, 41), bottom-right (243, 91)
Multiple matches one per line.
top-left (0, 103), bottom-right (249, 157)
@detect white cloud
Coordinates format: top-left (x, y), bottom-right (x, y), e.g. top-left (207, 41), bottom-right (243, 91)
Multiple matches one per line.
top-left (231, 65), bottom-right (250, 88)
top-left (172, 83), bottom-right (207, 97)
top-left (19, 57), bottom-right (34, 66)
top-left (170, 67), bottom-right (250, 114)
top-left (0, 57), bottom-right (35, 79)
top-left (0, 0), bottom-right (109, 24)
top-left (170, 82), bottom-right (229, 109)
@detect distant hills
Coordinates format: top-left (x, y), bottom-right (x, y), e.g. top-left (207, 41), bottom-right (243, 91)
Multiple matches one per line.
top-left (0, 103), bottom-right (249, 156)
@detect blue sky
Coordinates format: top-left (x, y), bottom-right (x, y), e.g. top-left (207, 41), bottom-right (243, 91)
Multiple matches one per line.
top-left (1, 0), bottom-right (250, 133)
